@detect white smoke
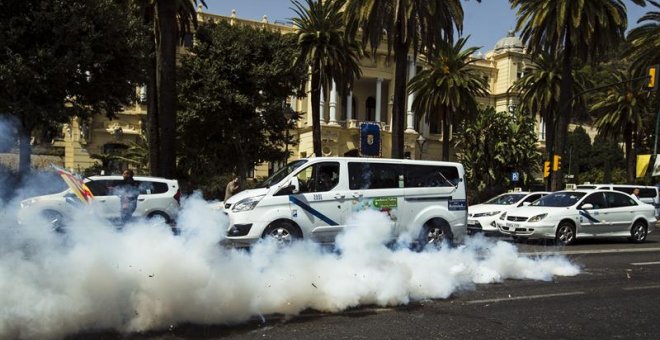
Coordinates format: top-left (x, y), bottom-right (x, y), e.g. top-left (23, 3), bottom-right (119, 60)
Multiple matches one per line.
top-left (0, 187), bottom-right (580, 339)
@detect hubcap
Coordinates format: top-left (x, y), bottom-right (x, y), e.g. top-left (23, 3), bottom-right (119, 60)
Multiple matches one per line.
top-left (558, 226), bottom-right (573, 244)
top-left (268, 227), bottom-right (291, 244)
top-left (426, 227), bottom-right (444, 245)
top-left (633, 225), bottom-right (646, 241)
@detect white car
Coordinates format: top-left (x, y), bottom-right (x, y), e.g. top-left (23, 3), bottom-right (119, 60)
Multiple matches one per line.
top-left (467, 191), bottom-right (548, 235)
top-left (496, 189), bottom-right (656, 245)
top-left (18, 175), bottom-right (181, 228)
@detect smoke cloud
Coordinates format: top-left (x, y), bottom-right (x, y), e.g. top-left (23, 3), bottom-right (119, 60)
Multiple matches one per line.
top-left (0, 179), bottom-right (580, 339)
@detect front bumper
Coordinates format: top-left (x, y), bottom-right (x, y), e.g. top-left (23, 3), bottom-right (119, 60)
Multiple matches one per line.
top-left (496, 220), bottom-right (557, 239)
top-left (467, 217), bottom-right (502, 235)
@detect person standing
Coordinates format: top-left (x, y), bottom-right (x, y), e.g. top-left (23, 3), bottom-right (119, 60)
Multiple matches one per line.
top-left (224, 177), bottom-right (240, 202)
top-left (632, 188), bottom-right (641, 199)
top-left (115, 169), bottom-right (139, 224)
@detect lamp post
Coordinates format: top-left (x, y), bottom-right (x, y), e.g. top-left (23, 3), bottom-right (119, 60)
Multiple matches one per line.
top-left (416, 134), bottom-right (427, 160)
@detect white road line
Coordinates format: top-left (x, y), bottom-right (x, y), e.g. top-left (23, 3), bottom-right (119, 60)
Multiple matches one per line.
top-left (520, 247), bottom-right (660, 256)
top-left (630, 261), bottom-right (660, 266)
top-left (466, 291), bottom-right (585, 305)
top-left (622, 285), bottom-right (660, 291)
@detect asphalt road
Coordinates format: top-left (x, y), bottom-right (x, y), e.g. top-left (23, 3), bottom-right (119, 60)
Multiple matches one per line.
top-left (74, 233), bottom-right (660, 340)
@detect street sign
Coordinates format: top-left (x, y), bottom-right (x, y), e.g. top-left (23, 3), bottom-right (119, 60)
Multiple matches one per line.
top-left (511, 172), bottom-right (519, 182)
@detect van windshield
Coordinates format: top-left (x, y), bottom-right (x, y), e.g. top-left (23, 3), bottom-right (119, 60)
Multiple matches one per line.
top-left (258, 160), bottom-right (308, 188)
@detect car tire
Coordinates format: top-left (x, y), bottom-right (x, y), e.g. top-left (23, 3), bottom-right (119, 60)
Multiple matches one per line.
top-left (418, 219), bottom-right (454, 249)
top-left (555, 222), bottom-right (576, 246)
top-left (262, 221), bottom-right (301, 245)
top-left (629, 220), bottom-right (648, 243)
top-left (42, 210), bottom-right (65, 232)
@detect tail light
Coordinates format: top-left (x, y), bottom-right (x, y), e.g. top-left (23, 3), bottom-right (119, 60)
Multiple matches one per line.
top-left (174, 189), bottom-right (181, 205)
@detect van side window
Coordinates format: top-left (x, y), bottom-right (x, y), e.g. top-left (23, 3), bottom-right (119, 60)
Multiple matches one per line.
top-left (404, 165), bottom-right (459, 188)
top-left (348, 163), bottom-right (401, 190)
top-left (296, 162), bottom-right (340, 193)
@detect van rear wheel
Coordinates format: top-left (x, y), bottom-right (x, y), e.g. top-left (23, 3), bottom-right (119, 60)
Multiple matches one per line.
top-left (263, 221), bottom-right (301, 245)
top-left (419, 220), bottom-right (453, 249)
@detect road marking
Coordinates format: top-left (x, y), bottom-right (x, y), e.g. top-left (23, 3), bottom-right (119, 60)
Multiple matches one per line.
top-left (466, 291), bottom-right (585, 305)
top-left (520, 247), bottom-right (660, 256)
top-left (630, 261), bottom-right (660, 266)
top-left (622, 285), bottom-right (660, 291)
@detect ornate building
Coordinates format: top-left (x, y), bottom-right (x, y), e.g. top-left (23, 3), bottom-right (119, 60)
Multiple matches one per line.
top-left (61, 10), bottom-right (539, 178)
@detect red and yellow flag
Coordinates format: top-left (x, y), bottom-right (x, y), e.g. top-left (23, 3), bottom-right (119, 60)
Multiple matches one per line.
top-left (52, 165), bottom-right (94, 204)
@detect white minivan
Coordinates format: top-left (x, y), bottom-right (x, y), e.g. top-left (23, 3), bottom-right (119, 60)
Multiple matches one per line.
top-left (221, 157), bottom-right (468, 247)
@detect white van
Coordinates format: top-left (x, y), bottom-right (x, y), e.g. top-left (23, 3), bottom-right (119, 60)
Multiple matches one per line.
top-left (220, 157), bottom-right (468, 247)
top-left (575, 183), bottom-right (660, 217)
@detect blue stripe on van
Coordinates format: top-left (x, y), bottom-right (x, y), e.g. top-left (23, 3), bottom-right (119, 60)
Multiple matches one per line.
top-left (289, 196), bottom-right (339, 226)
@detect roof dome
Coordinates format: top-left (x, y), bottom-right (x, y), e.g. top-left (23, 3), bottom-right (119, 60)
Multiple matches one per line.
top-left (494, 31), bottom-right (524, 53)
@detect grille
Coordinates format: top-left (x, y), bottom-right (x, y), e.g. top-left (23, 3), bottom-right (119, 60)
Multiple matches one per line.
top-left (507, 216), bottom-right (528, 222)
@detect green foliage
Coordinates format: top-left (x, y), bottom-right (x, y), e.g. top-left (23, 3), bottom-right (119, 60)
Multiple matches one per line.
top-left (455, 107), bottom-right (542, 203)
top-left (176, 21), bottom-right (307, 198)
top-left (0, 0), bottom-right (145, 173)
top-left (625, 1), bottom-right (660, 75)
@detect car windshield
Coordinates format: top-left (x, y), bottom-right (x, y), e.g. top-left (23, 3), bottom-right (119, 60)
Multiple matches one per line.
top-left (532, 192), bottom-right (586, 207)
top-left (485, 193), bottom-right (526, 205)
top-left (258, 160), bottom-right (308, 188)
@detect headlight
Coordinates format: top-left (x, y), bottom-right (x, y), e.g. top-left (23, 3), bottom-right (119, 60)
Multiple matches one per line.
top-left (232, 197), bottom-right (262, 212)
top-left (499, 212), bottom-right (507, 220)
top-left (20, 199), bottom-right (37, 209)
top-left (528, 213), bottom-right (547, 222)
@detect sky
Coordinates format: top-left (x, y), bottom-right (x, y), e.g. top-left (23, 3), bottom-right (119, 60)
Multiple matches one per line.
top-left (202, 0), bottom-right (649, 53)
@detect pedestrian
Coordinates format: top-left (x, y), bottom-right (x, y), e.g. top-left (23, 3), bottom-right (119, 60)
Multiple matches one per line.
top-left (225, 176), bottom-right (240, 202)
top-left (115, 169), bottom-right (139, 224)
top-left (632, 188), bottom-right (641, 199)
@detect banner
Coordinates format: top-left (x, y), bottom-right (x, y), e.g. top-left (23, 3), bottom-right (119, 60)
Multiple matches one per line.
top-left (359, 122), bottom-right (381, 157)
top-left (51, 165), bottom-right (94, 204)
top-left (636, 154), bottom-right (651, 178)
top-left (653, 155), bottom-right (660, 177)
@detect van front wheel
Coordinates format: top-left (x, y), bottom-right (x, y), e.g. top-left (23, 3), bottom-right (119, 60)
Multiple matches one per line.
top-left (419, 219), bottom-right (453, 249)
top-left (262, 221), bottom-right (301, 245)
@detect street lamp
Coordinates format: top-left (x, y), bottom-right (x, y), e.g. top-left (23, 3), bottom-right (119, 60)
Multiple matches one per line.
top-left (416, 134), bottom-right (427, 159)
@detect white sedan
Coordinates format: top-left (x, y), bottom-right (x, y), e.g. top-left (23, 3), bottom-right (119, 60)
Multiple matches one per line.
top-left (496, 189), bottom-right (656, 245)
top-left (468, 191), bottom-right (548, 235)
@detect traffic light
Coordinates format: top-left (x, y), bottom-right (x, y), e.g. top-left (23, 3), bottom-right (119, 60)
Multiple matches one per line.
top-left (543, 161), bottom-right (550, 178)
top-left (648, 65), bottom-right (658, 91)
top-left (553, 155), bottom-right (562, 171)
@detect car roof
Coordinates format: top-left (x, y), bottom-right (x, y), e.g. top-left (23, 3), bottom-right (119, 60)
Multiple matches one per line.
top-left (87, 175), bottom-right (177, 183)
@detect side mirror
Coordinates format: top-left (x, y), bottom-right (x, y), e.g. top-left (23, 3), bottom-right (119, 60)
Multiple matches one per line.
top-left (520, 202), bottom-right (531, 207)
top-left (290, 177), bottom-right (300, 194)
top-left (581, 203), bottom-right (594, 210)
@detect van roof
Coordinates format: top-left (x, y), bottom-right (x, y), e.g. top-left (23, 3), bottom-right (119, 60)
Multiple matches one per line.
top-left (303, 157), bottom-right (462, 166)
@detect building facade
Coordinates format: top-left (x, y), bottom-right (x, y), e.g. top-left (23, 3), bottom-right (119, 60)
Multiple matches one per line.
top-left (61, 10), bottom-right (542, 178)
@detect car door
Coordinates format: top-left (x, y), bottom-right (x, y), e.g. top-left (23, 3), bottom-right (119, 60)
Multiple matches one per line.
top-left (289, 161), bottom-right (348, 242)
top-left (577, 192), bottom-right (608, 235)
top-left (87, 179), bottom-right (121, 220)
top-left (604, 191), bottom-right (638, 234)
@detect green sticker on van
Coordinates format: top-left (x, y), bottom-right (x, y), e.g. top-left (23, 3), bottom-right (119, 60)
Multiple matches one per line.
top-left (372, 197), bottom-right (398, 209)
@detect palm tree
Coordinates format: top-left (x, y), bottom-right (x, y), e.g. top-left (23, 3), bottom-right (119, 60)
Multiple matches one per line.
top-left (592, 70), bottom-right (651, 183)
top-left (138, 0), bottom-right (205, 178)
top-left (511, 0), bottom-right (640, 190)
top-left (291, 0), bottom-right (362, 157)
top-left (625, 1), bottom-right (660, 75)
top-left (509, 51), bottom-right (589, 170)
top-left (408, 37), bottom-right (488, 161)
top-left (345, 0), bottom-right (473, 159)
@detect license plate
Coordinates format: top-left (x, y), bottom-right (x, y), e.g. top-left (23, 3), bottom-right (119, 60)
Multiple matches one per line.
top-left (506, 222), bottom-right (519, 230)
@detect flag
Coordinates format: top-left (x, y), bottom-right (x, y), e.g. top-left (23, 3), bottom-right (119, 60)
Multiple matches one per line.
top-left (636, 154), bottom-right (651, 178)
top-left (52, 165), bottom-right (94, 204)
top-left (653, 155), bottom-right (660, 177)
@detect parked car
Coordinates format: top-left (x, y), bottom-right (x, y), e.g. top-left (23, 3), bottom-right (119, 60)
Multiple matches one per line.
top-left (576, 183), bottom-right (660, 217)
top-left (496, 189), bottom-right (656, 245)
top-left (18, 175), bottom-right (181, 229)
top-left (218, 157), bottom-right (468, 248)
top-left (467, 191), bottom-right (548, 235)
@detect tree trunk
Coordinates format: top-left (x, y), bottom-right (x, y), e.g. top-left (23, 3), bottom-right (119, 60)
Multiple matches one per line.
top-left (391, 8), bottom-right (409, 159)
top-left (147, 25), bottom-right (160, 176)
top-left (625, 127), bottom-right (635, 183)
top-left (311, 66), bottom-right (322, 157)
top-left (442, 109), bottom-right (450, 161)
top-left (17, 127), bottom-right (32, 179)
top-left (156, 0), bottom-right (178, 179)
top-left (553, 31), bottom-right (573, 191)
